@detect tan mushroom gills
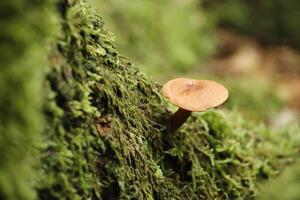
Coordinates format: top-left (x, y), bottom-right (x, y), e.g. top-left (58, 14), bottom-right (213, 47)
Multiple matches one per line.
top-left (162, 78), bottom-right (229, 133)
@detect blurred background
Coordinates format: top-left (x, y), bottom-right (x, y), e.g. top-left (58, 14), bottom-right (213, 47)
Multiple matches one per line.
top-left (89, 0), bottom-right (300, 125)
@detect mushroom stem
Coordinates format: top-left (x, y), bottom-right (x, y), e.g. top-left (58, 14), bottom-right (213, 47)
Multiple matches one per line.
top-left (168, 108), bottom-right (191, 133)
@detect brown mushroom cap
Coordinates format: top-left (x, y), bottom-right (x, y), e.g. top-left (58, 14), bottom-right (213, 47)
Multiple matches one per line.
top-left (162, 78), bottom-right (229, 112)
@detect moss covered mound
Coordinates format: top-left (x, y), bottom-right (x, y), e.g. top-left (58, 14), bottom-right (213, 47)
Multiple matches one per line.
top-left (37, 1), bottom-right (299, 199)
top-left (1, 0), bottom-right (299, 200)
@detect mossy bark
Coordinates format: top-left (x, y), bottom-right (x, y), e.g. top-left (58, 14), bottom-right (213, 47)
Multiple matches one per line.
top-left (0, 0), bottom-right (299, 200)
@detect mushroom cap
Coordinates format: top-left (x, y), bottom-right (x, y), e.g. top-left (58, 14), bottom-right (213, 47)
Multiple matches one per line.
top-left (162, 78), bottom-right (229, 112)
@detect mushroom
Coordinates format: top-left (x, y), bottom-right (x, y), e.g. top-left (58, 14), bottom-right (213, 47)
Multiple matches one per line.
top-left (162, 78), bottom-right (229, 133)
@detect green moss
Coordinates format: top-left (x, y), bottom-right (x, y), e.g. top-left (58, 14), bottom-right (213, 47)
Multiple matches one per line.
top-left (259, 160), bottom-right (300, 200)
top-left (258, 124), bottom-right (300, 200)
top-left (1, 0), bottom-right (299, 199)
top-left (37, 1), bottom-right (299, 199)
top-left (0, 1), bottom-right (50, 199)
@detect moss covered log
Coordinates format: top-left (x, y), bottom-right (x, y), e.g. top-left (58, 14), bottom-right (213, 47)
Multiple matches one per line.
top-left (0, 0), bottom-right (299, 199)
top-left (38, 1), bottom-right (299, 199)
